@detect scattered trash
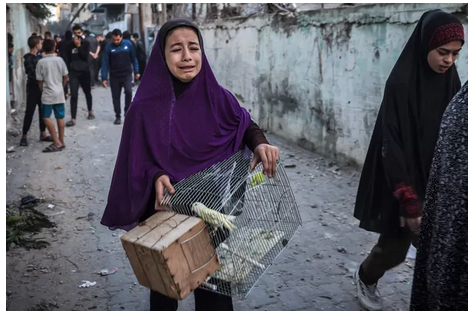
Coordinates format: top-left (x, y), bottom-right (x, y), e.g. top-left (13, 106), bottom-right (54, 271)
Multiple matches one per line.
top-left (47, 204), bottom-right (55, 209)
top-left (7, 169), bottom-right (13, 176)
top-left (89, 196), bottom-right (94, 200)
top-left (79, 280), bottom-right (96, 288)
top-left (71, 270), bottom-right (77, 273)
top-left (284, 164), bottom-right (296, 168)
top-left (313, 253), bottom-right (324, 259)
top-left (99, 267), bottom-right (118, 276)
top-left (55, 166), bottom-right (63, 170)
top-left (40, 269), bottom-right (49, 273)
top-left (47, 211), bottom-right (64, 217)
top-left (87, 212), bottom-right (95, 220)
top-left (89, 226), bottom-right (96, 231)
top-left (8, 128), bottom-right (21, 137)
top-left (7, 146), bottom-right (15, 153)
top-left (337, 247), bottom-right (347, 254)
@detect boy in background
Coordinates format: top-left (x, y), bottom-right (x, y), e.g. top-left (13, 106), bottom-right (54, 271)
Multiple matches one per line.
top-left (36, 39), bottom-right (69, 152)
top-left (21, 35), bottom-right (50, 146)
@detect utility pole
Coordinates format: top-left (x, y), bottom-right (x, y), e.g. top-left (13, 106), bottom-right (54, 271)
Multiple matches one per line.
top-left (161, 3), bottom-right (167, 25)
top-left (139, 3), bottom-right (146, 50)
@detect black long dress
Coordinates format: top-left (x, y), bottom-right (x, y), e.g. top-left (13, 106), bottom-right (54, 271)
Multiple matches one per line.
top-left (353, 10), bottom-right (463, 234)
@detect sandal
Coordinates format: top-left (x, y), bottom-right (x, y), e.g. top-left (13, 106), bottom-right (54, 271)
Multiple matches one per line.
top-left (40, 135), bottom-right (53, 142)
top-left (20, 137), bottom-right (28, 146)
top-left (43, 144), bottom-right (64, 153)
top-left (66, 120), bottom-right (75, 127)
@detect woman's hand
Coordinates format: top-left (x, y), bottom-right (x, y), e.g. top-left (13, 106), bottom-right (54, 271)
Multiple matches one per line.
top-left (154, 175), bottom-right (175, 211)
top-left (400, 216), bottom-right (422, 234)
top-left (250, 144), bottom-right (280, 178)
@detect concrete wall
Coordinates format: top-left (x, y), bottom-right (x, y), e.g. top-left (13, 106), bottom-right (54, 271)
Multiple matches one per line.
top-left (6, 4), bottom-right (43, 131)
top-left (199, 3), bottom-right (468, 166)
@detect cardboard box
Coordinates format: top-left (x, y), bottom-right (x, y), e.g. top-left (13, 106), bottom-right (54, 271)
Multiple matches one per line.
top-left (121, 211), bottom-right (220, 300)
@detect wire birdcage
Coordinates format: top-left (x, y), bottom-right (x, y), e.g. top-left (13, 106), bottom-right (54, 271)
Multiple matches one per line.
top-left (161, 148), bottom-right (302, 298)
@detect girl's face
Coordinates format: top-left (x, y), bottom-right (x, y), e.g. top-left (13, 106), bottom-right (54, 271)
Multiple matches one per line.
top-left (164, 27), bottom-right (202, 83)
top-left (427, 41), bottom-right (462, 74)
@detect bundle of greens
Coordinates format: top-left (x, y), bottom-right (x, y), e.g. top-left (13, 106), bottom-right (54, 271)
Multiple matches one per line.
top-left (6, 196), bottom-right (56, 250)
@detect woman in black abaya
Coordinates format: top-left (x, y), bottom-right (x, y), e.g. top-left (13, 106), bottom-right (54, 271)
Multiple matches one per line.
top-left (352, 9), bottom-right (465, 311)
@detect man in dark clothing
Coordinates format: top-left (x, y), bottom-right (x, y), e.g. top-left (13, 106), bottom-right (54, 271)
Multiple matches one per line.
top-left (20, 35), bottom-right (50, 146)
top-left (54, 35), bottom-right (61, 54)
top-left (57, 30), bottom-right (73, 99)
top-left (97, 33), bottom-right (112, 85)
top-left (84, 30), bottom-right (99, 88)
top-left (132, 33), bottom-right (147, 81)
top-left (65, 25), bottom-right (94, 126)
top-left (101, 29), bottom-right (139, 125)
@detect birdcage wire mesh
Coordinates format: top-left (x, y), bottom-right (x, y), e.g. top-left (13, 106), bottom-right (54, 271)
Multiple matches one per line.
top-left (161, 148), bottom-right (302, 298)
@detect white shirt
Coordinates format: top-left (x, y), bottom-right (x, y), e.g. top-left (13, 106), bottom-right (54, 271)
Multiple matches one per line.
top-left (36, 54), bottom-right (69, 105)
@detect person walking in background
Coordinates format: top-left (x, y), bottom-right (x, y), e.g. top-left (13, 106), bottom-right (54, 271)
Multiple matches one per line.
top-left (84, 30), bottom-right (99, 89)
top-left (65, 25), bottom-right (94, 126)
top-left (37, 36), bottom-right (44, 56)
top-left (36, 39), bottom-right (69, 153)
top-left (95, 34), bottom-right (104, 84)
top-left (8, 42), bottom-right (14, 85)
top-left (133, 33), bottom-right (147, 81)
top-left (44, 31), bottom-right (52, 40)
top-left (123, 30), bottom-right (137, 84)
top-left (54, 35), bottom-right (61, 54)
top-left (352, 10), bottom-right (464, 311)
top-left (97, 33), bottom-right (112, 85)
top-left (122, 31), bottom-right (136, 50)
top-left (147, 32), bottom-right (155, 56)
top-left (57, 30), bottom-right (73, 100)
top-left (101, 29), bottom-right (139, 125)
top-left (20, 35), bottom-right (51, 146)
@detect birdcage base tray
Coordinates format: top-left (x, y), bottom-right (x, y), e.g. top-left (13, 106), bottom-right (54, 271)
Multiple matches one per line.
top-left (212, 227), bottom-right (284, 283)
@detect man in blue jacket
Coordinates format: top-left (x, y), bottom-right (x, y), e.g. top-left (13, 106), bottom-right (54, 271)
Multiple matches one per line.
top-left (101, 29), bottom-right (139, 125)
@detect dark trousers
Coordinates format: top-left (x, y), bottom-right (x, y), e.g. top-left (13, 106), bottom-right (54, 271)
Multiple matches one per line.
top-left (359, 228), bottom-right (416, 285)
top-left (138, 59), bottom-right (146, 80)
top-left (89, 58), bottom-right (99, 87)
top-left (150, 288), bottom-right (233, 311)
top-left (110, 74), bottom-right (133, 118)
top-left (70, 71), bottom-right (93, 119)
top-left (22, 85), bottom-right (46, 135)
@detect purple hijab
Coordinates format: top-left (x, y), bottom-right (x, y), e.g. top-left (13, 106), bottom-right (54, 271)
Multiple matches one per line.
top-left (101, 19), bottom-right (251, 231)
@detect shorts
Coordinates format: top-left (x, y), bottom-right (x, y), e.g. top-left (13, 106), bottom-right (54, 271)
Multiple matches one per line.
top-left (42, 103), bottom-right (65, 119)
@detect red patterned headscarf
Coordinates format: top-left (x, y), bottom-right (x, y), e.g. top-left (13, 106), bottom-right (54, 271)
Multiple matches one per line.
top-left (428, 22), bottom-right (465, 51)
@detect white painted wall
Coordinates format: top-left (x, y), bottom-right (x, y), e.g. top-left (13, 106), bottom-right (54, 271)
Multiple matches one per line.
top-left (200, 3), bottom-right (468, 166)
top-left (108, 20), bottom-right (126, 32)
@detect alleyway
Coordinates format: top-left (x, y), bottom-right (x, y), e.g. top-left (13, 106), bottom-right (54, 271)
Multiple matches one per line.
top-left (6, 86), bottom-right (414, 311)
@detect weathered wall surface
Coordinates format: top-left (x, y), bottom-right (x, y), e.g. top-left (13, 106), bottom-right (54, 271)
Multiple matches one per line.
top-left (200, 3), bottom-right (468, 166)
top-left (6, 4), bottom-right (43, 131)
